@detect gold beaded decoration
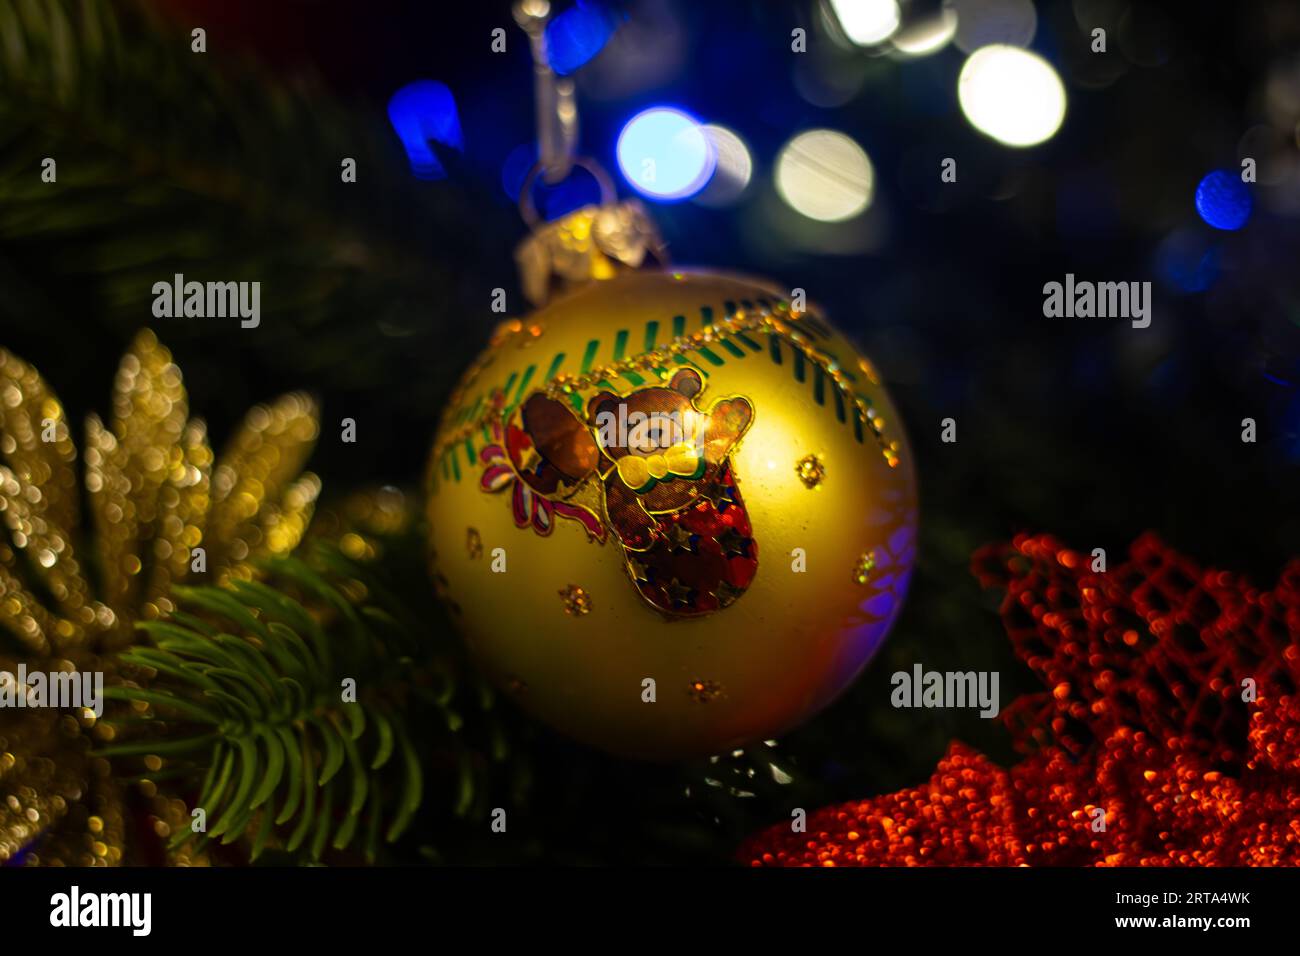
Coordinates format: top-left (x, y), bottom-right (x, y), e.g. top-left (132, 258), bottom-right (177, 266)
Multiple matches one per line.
top-left (0, 329), bottom-right (321, 866)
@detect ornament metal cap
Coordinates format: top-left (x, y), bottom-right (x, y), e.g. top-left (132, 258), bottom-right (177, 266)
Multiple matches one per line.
top-left (515, 157), bottom-right (668, 307)
top-left (510, 8), bottom-right (667, 306)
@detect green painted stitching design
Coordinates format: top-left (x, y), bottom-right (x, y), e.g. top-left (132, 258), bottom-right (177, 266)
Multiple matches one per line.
top-left (432, 299), bottom-right (898, 485)
top-left (544, 351), bottom-right (567, 381)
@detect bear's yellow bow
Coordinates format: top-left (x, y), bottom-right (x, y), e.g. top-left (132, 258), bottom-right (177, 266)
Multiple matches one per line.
top-left (615, 442), bottom-right (702, 490)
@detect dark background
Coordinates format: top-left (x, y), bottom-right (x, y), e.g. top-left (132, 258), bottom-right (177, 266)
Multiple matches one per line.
top-left (1, 0), bottom-right (1297, 861)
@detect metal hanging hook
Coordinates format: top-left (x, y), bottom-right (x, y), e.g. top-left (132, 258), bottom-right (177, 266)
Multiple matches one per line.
top-left (518, 156), bottom-right (616, 230)
top-left (510, 1), bottom-right (665, 303)
top-left (513, 1), bottom-right (579, 186)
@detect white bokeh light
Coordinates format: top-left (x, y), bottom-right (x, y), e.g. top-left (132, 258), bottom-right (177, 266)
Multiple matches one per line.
top-left (828, 0), bottom-right (901, 47)
top-left (776, 130), bottom-right (874, 222)
top-left (892, 9), bottom-right (958, 57)
top-left (958, 45), bottom-right (1067, 147)
top-left (695, 125), bottom-right (753, 206)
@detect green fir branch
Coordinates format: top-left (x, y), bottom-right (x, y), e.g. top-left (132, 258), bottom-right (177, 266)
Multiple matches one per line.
top-left (0, 0), bottom-right (511, 405)
top-left (98, 541), bottom-right (506, 864)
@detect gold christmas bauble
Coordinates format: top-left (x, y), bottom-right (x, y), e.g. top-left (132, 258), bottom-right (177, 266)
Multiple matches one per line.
top-left (426, 264), bottom-right (916, 759)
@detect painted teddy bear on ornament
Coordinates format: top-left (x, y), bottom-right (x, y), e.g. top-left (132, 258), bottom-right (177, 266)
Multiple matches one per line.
top-left (490, 367), bottom-right (757, 616)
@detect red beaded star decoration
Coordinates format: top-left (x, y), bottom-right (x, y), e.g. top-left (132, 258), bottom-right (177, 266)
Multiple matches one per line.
top-left (740, 532), bottom-right (1300, 867)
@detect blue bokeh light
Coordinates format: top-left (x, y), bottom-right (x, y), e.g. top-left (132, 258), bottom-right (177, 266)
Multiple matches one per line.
top-left (1194, 170), bottom-right (1252, 231)
top-left (501, 143), bottom-right (539, 200)
top-left (387, 80), bottom-right (463, 180)
top-left (546, 0), bottom-right (622, 76)
top-left (501, 143), bottom-right (603, 220)
top-left (1155, 228), bottom-right (1221, 294)
top-left (616, 107), bottom-right (716, 201)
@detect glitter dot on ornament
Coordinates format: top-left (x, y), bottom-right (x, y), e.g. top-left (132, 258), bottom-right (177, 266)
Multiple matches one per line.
top-left (852, 550), bottom-right (878, 585)
top-left (558, 584), bottom-right (592, 616)
top-left (688, 679), bottom-right (724, 703)
top-left (795, 453), bottom-right (826, 489)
